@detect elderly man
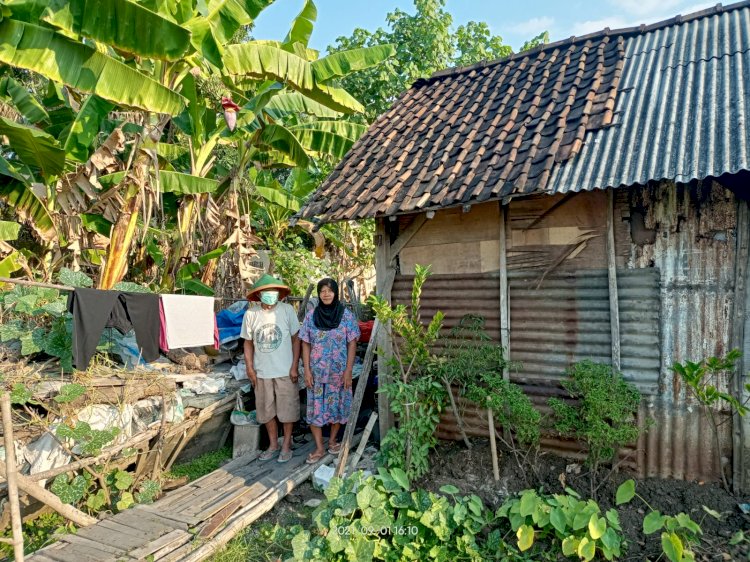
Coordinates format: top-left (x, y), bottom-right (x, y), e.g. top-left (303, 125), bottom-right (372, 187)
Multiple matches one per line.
top-left (241, 274), bottom-right (300, 463)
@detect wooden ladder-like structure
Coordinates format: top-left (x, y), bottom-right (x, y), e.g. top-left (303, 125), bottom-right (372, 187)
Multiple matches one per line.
top-left (26, 440), bottom-right (339, 562)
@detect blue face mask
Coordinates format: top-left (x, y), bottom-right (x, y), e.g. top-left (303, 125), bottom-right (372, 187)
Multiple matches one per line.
top-left (260, 290), bottom-right (279, 306)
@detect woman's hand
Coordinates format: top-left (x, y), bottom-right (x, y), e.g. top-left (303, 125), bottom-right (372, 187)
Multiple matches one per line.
top-left (343, 368), bottom-right (353, 390)
top-left (304, 368), bottom-right (314, 389)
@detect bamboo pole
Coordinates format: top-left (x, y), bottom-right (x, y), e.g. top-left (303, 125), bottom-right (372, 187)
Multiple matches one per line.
top-left (2, 394), bottom-right (24, 561)
top-left (488, 408), bottom-right (500, 482)
top-left (335, 320), bottom-right (380, 478)
top-left (346, 412), bottom-right (378, 477)
top-left (0, 459), bottom-right (97, 527)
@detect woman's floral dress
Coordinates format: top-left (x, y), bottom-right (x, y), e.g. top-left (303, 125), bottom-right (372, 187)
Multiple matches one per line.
top-left (298, 308), bottom-right (360, 426)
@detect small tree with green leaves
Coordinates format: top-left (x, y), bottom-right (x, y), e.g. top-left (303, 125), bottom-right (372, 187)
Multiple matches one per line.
top-left (431, 315), bottom-right (541, 480)
top-left (671, 349), bottom-right (748, 490)
top-left (369, 263), bottom-right (445, 478)
top-left (549, 360), bottom-right (642, 498)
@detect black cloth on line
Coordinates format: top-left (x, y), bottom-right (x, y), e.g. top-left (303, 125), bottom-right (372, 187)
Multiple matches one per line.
top-left (67, 288), bottom-right (160, 370)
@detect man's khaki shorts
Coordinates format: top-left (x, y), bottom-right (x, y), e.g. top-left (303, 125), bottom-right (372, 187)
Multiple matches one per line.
top-left (255, 376), bottom-right (300, 424)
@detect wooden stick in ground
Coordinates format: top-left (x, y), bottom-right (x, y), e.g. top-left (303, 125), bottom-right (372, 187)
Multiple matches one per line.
top-left (2, 394), bottom-right (24, 561)
top-left (0, 459), bottom-right (97, 527)
top-left (346, 412), bottom-right (378, 477)
top-left (297, 283), bottom-right (314, 322)
top-left (488, 407), bottom-right (500, 481)
top-left (444, 379), bottom-right (471, 449)
top-left (335, 320), bottom-right (380, 478)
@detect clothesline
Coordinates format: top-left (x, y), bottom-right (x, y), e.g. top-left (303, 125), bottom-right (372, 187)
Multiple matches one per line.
top-left (0, 277), bottom-right (306, 302)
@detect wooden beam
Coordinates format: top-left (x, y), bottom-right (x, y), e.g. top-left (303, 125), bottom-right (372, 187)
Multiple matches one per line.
top-left (375, 219), bottom-right (396, 437)
top-left (389, 214), bottom-right (427, 263)
top-left (499, 203), bottom-right (510, 380)
top-left (2, 394), bottom-right (24, 561)
top-left (297, 283), bottom-right (314, 322)
top-left (346, 412), bottom-right (378, 476)
top-left (606, 189), bottom-right (621, 371)
top-left (732, 198), bottom-right (750, 493)
top-left (335, 320), bottom-right (380, 477)
top-left (0, 460), bottom-right (97, 528)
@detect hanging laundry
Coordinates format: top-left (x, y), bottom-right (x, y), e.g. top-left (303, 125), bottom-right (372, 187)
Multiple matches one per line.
top-left (67, 288), bottom-right (160, 370)
top-left (216, 300), bottom-right (248, 345)
top-left (159, 294), bottom-right (217, 351)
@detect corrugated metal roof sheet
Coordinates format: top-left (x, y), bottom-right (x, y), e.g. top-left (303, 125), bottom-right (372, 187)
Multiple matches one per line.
top-left (299, 1), bottom-right (750, 222)
top-left (547, 6), bottom-right (750, 193)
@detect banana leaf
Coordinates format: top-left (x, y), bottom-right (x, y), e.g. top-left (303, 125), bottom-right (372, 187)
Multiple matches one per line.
top-left (0, 20), bottom-right (186, 115)
top-left (0, 251), bottom-right (23, 277)
top-left (223, 42), bottom-right (364, 114)
top-left (255, 183), bottom-right (302, 213)
top-left (263, 92), bottom-right (341, 119)
top-left (185, 0), bottom-right (273, 68)
top-left (136, 0), bottom-right (193, 24)
top-left (80, 213), bottom-right (113, 237)
top-left (0, 116), bottom-right (65, 177)
top-left (158, 171), bottom-right (220, 194)
top-left (42, 0), bottom-right (191, 61)
top-left (0, 75), bottom-right (49, 125)
top-left (311, 44), bottom-right (395, 83)
top-left (1, 0), bottom-right (49, 23)
top-left (0, 180), bottom-right (57, 242)
top-left (62, 95), bottom-right (115, 163)
top-left (0, 221), bottom-right (21, 241)
top-left (290, 121), bottom-right (366, 159)
top-left (282, 0), bottom-right (316, 50)
top-left (0, 153), bottom-right (28, 182)
top-left (256, 124), bottom-right (310, 168)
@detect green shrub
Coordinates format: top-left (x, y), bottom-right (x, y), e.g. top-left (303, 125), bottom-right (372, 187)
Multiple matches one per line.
top-left (287, 468), bottom-right (510, 562)
top-left (549, 360), bottom-right (641, 473)
top-left (498, 488), bottom-right (625, 561)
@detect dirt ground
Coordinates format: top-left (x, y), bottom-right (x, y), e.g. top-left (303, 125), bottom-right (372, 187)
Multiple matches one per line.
top-left (417, 439), bottom-right (750, 561)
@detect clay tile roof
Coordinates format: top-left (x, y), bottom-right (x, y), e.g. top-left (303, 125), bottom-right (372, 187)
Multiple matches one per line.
top-left (299, 1), bottom-right (750, 222)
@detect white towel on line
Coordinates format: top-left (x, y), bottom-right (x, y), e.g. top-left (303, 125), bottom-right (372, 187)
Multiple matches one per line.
top-left (161, 294), bottom-right (215, 349)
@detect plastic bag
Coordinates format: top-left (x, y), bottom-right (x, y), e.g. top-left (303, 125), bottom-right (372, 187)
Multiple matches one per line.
top-left (230, 392), bottom-right (257, 426)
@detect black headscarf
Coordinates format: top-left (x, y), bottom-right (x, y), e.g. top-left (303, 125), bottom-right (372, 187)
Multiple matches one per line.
top-left (313, 278), bottom-right (345, 331)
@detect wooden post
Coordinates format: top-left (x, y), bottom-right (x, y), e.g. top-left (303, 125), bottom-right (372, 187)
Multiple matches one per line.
top-left (297, 283), bottom-right (314, 322)
top-left (336, 321), bottom-right (380, 478)
top-left (732, 198), bottom-right (750, 493)
top-left (488, 408), bottom-right (500, 481)
top-left (499, 203), bottom-right (510, 380)
top-left (1, 394), bottom-right (24, 561)
top-left (375, 219), bottom-right (396, 438)
top-left (444, 380), bottom-right (471, 449)
top-left (606, 189), bottom-right (621, 371)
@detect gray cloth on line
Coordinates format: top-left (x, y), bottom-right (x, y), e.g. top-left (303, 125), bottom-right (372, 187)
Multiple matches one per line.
top-left (67, 288), bottom-right (160, 370)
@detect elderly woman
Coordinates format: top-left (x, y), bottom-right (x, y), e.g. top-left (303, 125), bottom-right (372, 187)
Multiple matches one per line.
top-left (299, 278), bottom-right (360, 464)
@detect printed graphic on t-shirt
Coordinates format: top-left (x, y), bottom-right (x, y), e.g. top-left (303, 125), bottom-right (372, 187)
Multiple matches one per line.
top-left (254, 323), bottom-right (283, 352)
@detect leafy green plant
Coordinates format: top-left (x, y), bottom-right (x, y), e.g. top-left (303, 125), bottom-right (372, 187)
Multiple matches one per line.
top-left (288, 468), bottom-right (506, 562)
top-left (497, 488), bottom-right (624, 561)
top-left (164, 446), bottom-right (232, 482)
top-left (433, 315), bottom-right (540, 479)
top-left (56, 421), bottom-right (121, 456)
top-left (671, 349), bottom-right (747, 490)
top-left (616, 479), bottom-right (702, 562)
top-left (369, 264), bottom-right (446, 478)
top-left (0, 513), bottom-right (75, 557)
top-left (549, 360), bottom-right (643, 497)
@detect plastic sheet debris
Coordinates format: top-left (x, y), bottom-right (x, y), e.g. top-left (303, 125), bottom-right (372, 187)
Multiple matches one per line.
top-left (182, 377), bottom-right (226, 395)
top-left (230, 360), bottom-right (248, 381)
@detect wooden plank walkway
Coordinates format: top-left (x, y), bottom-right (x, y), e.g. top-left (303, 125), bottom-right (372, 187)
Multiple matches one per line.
top-left (26, 440), bottom-right (334, 562)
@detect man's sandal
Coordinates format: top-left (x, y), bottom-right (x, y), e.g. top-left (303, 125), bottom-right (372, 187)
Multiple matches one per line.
top-left (277, 450), bottom-right (293, 463)
top-left (259, 449), bottom-right (280, 461)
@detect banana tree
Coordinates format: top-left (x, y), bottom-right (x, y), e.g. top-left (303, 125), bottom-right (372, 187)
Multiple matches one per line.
top-left (0, 0), bottom-right (392, 291)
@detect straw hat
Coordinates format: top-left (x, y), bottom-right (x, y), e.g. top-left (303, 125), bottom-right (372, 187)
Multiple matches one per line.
top-left (246, 274), bottom-right (291, 302)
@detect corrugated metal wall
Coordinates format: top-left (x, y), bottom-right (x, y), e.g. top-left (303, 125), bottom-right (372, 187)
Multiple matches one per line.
top-left (631, 181), bottom-right (737, 481)
top-left (508, 269), bottom-right (661, 396)
top-left (393, 181), bottom-right (740, 483)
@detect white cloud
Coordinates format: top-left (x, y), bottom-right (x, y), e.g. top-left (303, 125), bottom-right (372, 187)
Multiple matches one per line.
top-left (569, 1), bottom-right (717, 37)
top-left (610, 0), bottom-right (683, 17)
top-left (513, 16), bottom-right (555, 35)
top-left (570, 17), bottom-right (630, 36)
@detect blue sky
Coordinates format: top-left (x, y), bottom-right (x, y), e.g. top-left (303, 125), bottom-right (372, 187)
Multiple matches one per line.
top-left (254, 0), bottom-right (718, 52)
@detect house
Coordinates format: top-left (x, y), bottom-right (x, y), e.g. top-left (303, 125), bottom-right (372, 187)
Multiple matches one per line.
top-left (298, 2), bottom-right (750, 489)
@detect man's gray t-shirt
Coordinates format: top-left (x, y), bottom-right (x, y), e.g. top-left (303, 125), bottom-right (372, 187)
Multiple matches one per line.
top-left (240, 302), bottom-right (300, 379)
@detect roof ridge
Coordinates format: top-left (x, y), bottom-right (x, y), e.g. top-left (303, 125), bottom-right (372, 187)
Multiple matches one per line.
top-left (423, 0), bottom-right (750, 83)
